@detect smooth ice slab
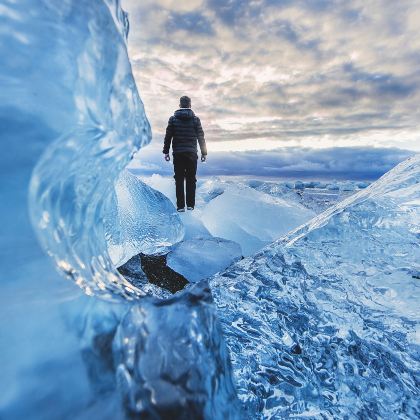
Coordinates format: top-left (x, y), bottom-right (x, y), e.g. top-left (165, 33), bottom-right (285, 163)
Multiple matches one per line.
top-left (201, 183), bottom-right (315, 255)
top-left (167, 237), bottom-right (242, 283)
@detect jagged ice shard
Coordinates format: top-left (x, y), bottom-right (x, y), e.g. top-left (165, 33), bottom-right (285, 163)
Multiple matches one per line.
top-left (1, 1), bottom-right (419, 419)
top-left (210, 155), bottom-right (420, 418)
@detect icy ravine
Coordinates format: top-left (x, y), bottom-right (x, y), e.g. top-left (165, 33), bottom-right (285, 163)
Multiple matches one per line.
top-left (210, 155), bottom-right (420, 418)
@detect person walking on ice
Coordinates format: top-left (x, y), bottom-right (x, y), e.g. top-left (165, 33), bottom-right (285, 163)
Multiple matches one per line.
top-left (163, 95), bottom-right (207, 212)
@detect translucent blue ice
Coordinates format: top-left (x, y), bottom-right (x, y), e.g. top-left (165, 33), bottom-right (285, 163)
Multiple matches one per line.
top-left (113, 283), bottom-right (242, 418)
top-left (1, 0), bottom-right (148, 417)
top-left (0, 1), bottom-right (241, 417)
top-left (210, 155), bottom-right (420, 418)
top-left (200, 182), bottom-right (315, 255)
top-left (167, 237), bottom-right (242, 283)
top-left (25, 1), bottom-right (151, 300)
top-left (105, 170), bottom-right (184, 267)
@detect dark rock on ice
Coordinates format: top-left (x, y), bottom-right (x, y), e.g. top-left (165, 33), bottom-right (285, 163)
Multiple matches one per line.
top-left (118, 253), bottom-right (189, 294)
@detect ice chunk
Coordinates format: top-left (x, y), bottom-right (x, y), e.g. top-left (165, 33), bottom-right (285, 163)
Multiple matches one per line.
top-left (105, 170), bottom-right (184, 267)
top-left (303, 180), bottom-right (320, 188)
top-left (210, 155), bottom-right (420, 418)
top-left (200, 183), bottom-right (315, 255)
top-left (294, 180), bottom-right (305, 190)
top-left (339, 181), bottom-right (356, 191)
top-left (167, 237), bottom-right (242, 283)
top-left (327, 182), bottom-right (340, 190)
top-left (250, 179), bottom-right (347, 213)
top-left (22, 0), bottom-right (152, 300)
top-left (246, 179), bottom-right (263, 188)
top-left (357, 181), bottom-right (370, 189)
top-left (178, 211), bottom-right (212, 240)
top-left (0, 0), bottom-right (154, 417)
top-left (113, 283), bottom-right (242, 418)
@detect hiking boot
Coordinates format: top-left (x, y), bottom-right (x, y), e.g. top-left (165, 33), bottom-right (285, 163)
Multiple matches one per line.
top-left (187, 206), bottom-right (194, 211)
top-left (177, 208), bottom-right (185, 212)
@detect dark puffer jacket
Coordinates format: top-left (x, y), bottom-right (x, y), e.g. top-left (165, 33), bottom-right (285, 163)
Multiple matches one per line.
top-left (163, 108), bottom-right (207, 155)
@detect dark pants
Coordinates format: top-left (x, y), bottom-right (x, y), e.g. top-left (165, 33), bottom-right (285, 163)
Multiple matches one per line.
top-left (173, 152), bottom-right (197, 209)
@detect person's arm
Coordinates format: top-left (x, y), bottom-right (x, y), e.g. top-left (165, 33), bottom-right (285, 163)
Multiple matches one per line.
top-left (163, 117), bottom-right (174, 156)
top-left (195, 117), bottom-right (207, 156)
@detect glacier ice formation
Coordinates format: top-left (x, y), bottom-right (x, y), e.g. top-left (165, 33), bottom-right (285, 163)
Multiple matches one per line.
top-left (105, 169), bottom-right (185, 267)
top-left (199, 182), bottom-right (315, 256)
top-left (24, 0), bottom-right (152, 301)
top-left (113, 282), bottom-right (242, 419)
top-left (210, 155), bottom-right (420, 418)
top-left (167, 236), bottom-right (242, 283)
top-left (1, 0), bottom-right (419, 419)
top-left (1, 0), bottom-right (169, 417)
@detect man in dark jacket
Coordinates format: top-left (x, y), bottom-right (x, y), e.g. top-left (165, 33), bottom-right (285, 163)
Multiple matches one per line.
top-left (163, 95), bottom-right (207, 212)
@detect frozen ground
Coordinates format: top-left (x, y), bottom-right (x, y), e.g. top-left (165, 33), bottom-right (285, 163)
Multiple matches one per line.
top-left (112, 175), bottom-right (318, 291)
top-left (138, 174), bottom-right (366, 259)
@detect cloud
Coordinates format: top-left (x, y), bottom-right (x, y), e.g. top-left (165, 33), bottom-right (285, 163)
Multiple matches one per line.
top-left (342, 63), bottom-right (418, 99)
top-left (129, 143), bottom-right (415, 180)
top-left (151, 0), bottom-right (204, 13)
top-left (121, 0), bottom-right (420, 155)
top-left (167, 11), bottom-right (214, 35)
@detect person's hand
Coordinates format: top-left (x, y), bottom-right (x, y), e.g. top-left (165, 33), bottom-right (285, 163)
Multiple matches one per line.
top-left (164, 154), bottom-right (170, 162)
top-left (201, 155), bottom-right (207, 162)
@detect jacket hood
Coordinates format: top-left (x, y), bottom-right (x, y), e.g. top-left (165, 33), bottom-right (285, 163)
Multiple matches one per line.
top-left (174, 108), bottom-right (195, 121)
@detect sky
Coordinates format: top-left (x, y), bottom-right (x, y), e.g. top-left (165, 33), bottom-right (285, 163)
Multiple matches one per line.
top-left (122, 0), bottom-right (419, 179)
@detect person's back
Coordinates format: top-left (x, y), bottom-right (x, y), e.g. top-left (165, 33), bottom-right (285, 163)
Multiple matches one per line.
top-left (163, 96), bottom-right (207, 211)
